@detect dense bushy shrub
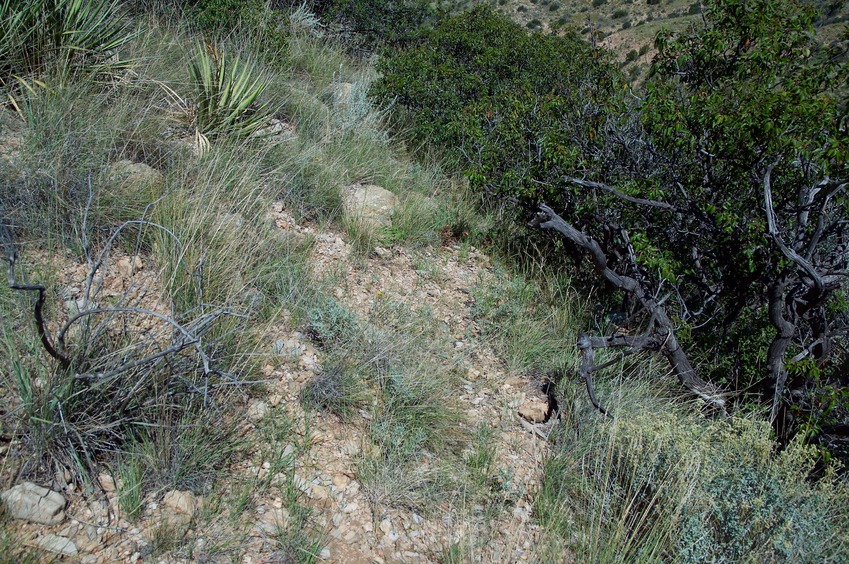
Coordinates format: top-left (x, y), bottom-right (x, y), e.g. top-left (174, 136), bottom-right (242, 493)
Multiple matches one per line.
top-left (319, 0), bottom-right (446, 47)
top-left (373, 0), bottom-right (849, 447)
top-left (188, 0), bottom-right (264, 31)
top-left (538, 404), bottom-right (849, 561)
top-left (371, 5), bottom-right (616, 169)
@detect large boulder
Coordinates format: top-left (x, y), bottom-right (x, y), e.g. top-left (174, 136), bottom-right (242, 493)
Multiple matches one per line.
top-left (1, 482), bottom-right (67, 525)
top-left (343, 183), bottom-right (399, 230)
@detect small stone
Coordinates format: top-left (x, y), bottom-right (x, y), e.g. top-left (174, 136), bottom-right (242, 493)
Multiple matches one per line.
top-left (107, 160), bottom-right (163, 189)
top-left (162, 490), bottom-right (198, 516)
top-left (505, 376), bottom-right (526, 388)
top-left (99, 473), bottom-right (116, 493)
top-left (247, 400), bottom-right (269, 422)
top-left (116, 256), bottom-right (144, 278)
top-left (332, 473), bottom-right (350, 489)
top-left (37, 534), bottom-right (78, 557)
top-left (261, 507), bottom-right (290, 529)
top-left (320, 547), bottom-right (331, 559)
top-left (379, 518), bottom-right (392, 534)
top-left (292, 474), bottom-right (312, 495)
top-left (343, 184), bottom-right (399, 230)
top-left (518, 399), bottom-right (550, 423)
top-left (373, 246), bottom-right (392, 259)
top-left (1, 482), bottom-right (66, 524)
top-left (311, 485), bottom-right (330, 500)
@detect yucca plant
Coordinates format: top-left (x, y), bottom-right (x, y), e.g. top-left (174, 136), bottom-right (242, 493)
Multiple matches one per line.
top-left (0, 0), bottom-right (133, 84)
top-left (188, 42), bottom-right (272, 138)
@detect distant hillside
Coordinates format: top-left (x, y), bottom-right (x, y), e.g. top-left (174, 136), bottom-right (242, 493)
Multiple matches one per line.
top-left (462, 0), bottom-right (849, 80)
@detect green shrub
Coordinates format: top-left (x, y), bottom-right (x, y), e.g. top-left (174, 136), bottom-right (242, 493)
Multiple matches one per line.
top-left (306, 296), bottom-right (359, 347)
top-left (188, 0), bottom-right (264, 31)
top-left (537, 396), bottom-right (849, 561)
top-left (613, 8), bottom-right (628, 18)
top-left (374, 0), bottom-right (849, 448)
top-left (592, 0), bottom-right (607, 6)
top-left (322, 0), bottom-right (445, 47)
top-left (371, 5), bottom-right (614, 170)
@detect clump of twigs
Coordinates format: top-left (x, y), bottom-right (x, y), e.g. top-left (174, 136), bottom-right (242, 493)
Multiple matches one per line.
top-left (1, 181), bottom-right (249, 480)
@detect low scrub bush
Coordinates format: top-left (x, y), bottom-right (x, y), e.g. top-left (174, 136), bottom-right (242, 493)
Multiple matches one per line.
top-left (537, 385), bottom-right (849, 561)
top-left (373, 0), bottom-right (849, 450)
top-left (318, 0), bottom-right (446, 47)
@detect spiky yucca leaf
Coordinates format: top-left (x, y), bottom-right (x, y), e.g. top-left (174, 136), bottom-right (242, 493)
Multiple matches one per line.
top-left (188, 43), bottom-right (272, 137)
top-left (0, 0), bottom-right (133, 82)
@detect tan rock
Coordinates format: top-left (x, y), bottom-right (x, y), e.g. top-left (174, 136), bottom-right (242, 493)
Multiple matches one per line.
top-left (1, 482), bottom-right (66, 525)
top-left (98, 473), bottom-right (116, 493)
top-left (107, 160), bottom-right (164, 189)
top-left (332, 473), bottom-right (350, 489)
top-left (329, 82), bottom-right (354, 109)
top-left (505, 376), bottom-right (527, 388)
top-left (116, 255), bottom-right (144, 278)
top-left (379, 518), bottom-right (392, 534)
top-left (343, 184), bottom-right (399, 230)
top-left (260, 507), bottom-right (290, 529)
top-left (162, 490), bottom-right (198, 516)
top-left (311, 484), bottom-right (330, 500)
top-left (247, 400), bottom-right (269, 422)
top-left (517, 399), bottom-right (550, 423)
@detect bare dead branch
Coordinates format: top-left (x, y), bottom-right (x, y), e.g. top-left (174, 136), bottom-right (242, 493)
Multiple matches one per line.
top-left (561, 176), bottom-right (677, 211)
top-left (531, 203), bottom-right (727, 410)
top-left (5, 254), bottom-right (71, 370)
top-left (763, 163), bottom-right (826, 294)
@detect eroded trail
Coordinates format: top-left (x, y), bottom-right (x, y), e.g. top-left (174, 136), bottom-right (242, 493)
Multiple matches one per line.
top-left (0, 207), bottom-right (558, 564)
top-left (252, 205), bottom-right (554, 562)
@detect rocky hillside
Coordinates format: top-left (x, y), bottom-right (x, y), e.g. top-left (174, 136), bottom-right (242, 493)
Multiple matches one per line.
top-left (1, 2), bottom-right (847, 562)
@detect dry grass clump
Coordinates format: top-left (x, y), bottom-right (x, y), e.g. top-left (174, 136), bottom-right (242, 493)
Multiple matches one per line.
top-left (536, 374), bottom-right (849, 562)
